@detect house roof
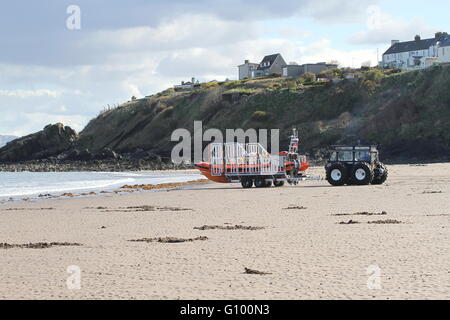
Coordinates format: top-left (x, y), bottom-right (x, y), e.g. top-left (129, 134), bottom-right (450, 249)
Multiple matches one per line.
top-left (383, 38), bottom-right (436, 55)
top-left (438, 35), bottom-right (450, 47)
top-left (257, 54), bottom-right (281, 70)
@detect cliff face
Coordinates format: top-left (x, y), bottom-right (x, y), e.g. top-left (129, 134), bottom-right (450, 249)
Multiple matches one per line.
top-left (78, 65), bottom-right (450, 161)
top-left (0, 123), bottom-right (78, 162)
top-left (2, 65), bottom-right (450, 164)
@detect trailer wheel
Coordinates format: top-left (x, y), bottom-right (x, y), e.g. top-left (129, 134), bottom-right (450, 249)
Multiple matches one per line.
top-left (326, 163), bottom-right (348, 186)
top-left (351, 163), bottom-right (374, 185)
top-left (241, 178), bottom-right (253, 189)
top-left (274, 181), bottom-right (285, 187)
top-left (254, 178), bottom-right (267, 188)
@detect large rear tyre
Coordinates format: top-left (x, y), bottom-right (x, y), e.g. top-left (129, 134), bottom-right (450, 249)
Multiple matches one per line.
top-left (351, 162), bottom-right (374, 185)
top-left (254, 178), bottom-right (267, 188)
top-left (372, 164), bottom-right (388, 185)
top-left (326, 163), bottom-right (348, 186)
top-left (241, 178), bottom-right (253, 189)
top-left (274, 181), bottom-right (285, 187)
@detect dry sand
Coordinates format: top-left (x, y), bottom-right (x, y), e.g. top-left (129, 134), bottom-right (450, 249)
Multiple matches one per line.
top-left (0, 164), bottom-right (449, 300)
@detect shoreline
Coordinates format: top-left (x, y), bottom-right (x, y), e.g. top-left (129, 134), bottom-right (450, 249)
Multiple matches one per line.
top-left (0, 172), bottom-right (209, 205)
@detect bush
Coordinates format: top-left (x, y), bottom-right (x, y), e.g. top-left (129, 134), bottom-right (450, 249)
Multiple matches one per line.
top-left (318, 68), bottom-right (343, 79)
top-left (251, 110), bottom-right (270, 122)
top-left (384, 68), bottom-right (402, 76)
top-left (225, 80), bottom-right (242, 88)
top-left (201, 81), bottom-right (220, 89)
top-left (300, 72), bottom-right (316, 83)
top-left (364, 69), bottom-right (385, 82)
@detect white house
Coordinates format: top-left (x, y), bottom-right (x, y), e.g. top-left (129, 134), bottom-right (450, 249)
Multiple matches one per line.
top-left (382, 33), bottom-right (448, 70)
top-left (437, 34), bottom-right (450, 63)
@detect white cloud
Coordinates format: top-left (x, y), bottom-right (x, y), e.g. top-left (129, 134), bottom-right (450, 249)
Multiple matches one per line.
top-left (0, 89), bottom-right (61, 99)
top-left (299, 38), bottom-right (380, 67)
top-left (0, 89), bottom-right (83, 99)
top-left (349, 5), bottom-right (437, 45)
top-left (80, 14), bottom-right (258, 55)
top-left (277, 26), bottom-right (312, 39)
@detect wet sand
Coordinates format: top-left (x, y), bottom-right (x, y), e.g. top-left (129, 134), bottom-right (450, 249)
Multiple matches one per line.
top-left (0, 164), bottom-right (449, 299)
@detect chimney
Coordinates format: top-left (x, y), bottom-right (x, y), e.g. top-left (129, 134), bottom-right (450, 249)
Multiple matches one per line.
top-left (245, 60), bottom-right (249, 64)
top-left (415, 35), bottom-right (421, 41)
top-left (391, 40), bottom-right (400, 46)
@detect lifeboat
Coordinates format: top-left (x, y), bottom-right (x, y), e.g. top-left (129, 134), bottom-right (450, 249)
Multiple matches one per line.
top-left (195, 129), bottom-right (310, 187)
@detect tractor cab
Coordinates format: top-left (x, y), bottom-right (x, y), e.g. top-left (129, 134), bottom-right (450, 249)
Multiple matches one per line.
top-left (328, 146), bottom-right (379, 166)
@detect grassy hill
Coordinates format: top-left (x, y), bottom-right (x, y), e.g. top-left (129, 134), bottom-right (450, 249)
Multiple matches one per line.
top-left (78, 64), bottom-right (450, 161)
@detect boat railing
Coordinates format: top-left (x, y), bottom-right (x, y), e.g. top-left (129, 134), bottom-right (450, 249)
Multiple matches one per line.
top-left (209, 143), bottom-right (285, 176)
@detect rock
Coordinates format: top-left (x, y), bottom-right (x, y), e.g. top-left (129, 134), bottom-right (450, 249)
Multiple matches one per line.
top-left (93, 148), bottom-right (120, 160)
top-left (0, 123), bottom-right (78, 163)
top-left (64, 148), bottom-right (94, 161)
top-left (130, 149), bottom-right (148, 160)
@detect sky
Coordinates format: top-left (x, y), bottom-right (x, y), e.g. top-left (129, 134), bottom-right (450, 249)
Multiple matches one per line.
top-left (0, 0), bottom-right (448, 136)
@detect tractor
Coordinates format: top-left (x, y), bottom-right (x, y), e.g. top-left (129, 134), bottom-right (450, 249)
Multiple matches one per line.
top-left (325, 146), bottom-right (388, 186)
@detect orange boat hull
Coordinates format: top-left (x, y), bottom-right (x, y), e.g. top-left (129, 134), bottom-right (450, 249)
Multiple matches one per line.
top-left (194, 162), bottom-right (228, 183)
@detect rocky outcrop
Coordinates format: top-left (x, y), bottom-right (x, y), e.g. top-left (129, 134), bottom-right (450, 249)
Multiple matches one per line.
top-left (0, 123), bottom-right (78, 163)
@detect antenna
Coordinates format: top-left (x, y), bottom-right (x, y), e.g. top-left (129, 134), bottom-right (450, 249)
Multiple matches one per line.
top-left (289, 128), bottom-right (299, 153)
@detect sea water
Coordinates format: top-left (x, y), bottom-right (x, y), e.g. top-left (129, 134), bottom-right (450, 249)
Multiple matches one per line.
top-left (0, 171), bottom-right (203, 200)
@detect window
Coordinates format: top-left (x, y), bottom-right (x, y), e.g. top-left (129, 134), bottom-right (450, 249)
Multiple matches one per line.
top-left (355, 151), bottom-right (371, 162)
top-left (338, 151), bottom-right (353, 162)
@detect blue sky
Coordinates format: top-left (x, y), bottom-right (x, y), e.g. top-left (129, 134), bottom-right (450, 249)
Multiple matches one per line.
top-left (0, 0), bottom-right (448, 136)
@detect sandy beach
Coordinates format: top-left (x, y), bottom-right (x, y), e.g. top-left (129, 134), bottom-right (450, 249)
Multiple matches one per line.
top-left (0, 164), bottom-right (449, 300)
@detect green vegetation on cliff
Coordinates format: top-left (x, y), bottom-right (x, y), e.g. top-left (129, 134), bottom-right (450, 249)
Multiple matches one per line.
top-left (78, 64), bottom-right (450, 160)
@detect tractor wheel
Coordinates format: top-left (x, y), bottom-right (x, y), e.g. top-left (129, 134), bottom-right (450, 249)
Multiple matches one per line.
top-left (241, 178), bottom-right (253, 189)
top-left (274, 180), bottom-right (285, 187)
top-left (254, 178), bottom-right (267, 188)
top-left (351, 163), bottom-right (374, 185)
top-left (372, 164), bottom-right (388, 185)
top-left (326, 163), bottom-right (348, 186)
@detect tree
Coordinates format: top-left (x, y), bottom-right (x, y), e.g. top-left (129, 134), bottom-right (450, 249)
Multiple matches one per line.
top-left (301, 72), bottom-right (316, 83)
top-left (328, 60), bottom-right (341, 67)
